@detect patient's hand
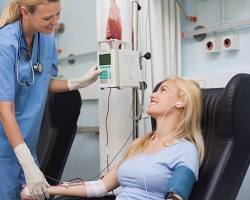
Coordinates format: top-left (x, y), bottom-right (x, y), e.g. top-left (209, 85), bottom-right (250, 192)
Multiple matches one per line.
top-left (21, 186), bottom-right (33, 200)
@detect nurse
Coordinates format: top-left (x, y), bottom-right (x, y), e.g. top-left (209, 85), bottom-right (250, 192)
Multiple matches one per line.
top-left (0, 0), bottom-right (100, 200)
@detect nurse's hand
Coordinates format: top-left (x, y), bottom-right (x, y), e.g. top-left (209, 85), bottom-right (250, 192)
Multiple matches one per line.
top-left (14, 143), bottom-right (50, 200)
top-left (67, 66), bottom-right (102, 91)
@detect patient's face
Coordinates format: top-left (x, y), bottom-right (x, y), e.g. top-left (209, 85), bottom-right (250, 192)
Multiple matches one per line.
top-left (147, 80), bottom-right (180, 118)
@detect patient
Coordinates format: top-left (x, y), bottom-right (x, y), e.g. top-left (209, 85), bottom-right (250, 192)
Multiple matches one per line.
top-left (22, 77), bottom-right (205, 200)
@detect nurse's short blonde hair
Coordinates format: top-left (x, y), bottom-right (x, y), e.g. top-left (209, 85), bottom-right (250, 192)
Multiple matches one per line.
top-left (0, 0), bottom-right (59, 27)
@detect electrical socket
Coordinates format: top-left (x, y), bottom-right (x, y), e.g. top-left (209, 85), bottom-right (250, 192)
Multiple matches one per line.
top-left (204, 36), bottom-right (221, 53)
top-left (221, 33), bottom-right (239, 51)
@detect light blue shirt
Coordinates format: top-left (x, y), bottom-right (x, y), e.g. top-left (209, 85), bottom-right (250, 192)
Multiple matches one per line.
top-left (0, 20), bottom-right (58, 158)
top-left (116, 139), bottom-right (199, 200)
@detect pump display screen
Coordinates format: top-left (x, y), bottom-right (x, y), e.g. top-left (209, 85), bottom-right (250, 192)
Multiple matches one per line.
top-left (99, 54), bottom-right (111, 65)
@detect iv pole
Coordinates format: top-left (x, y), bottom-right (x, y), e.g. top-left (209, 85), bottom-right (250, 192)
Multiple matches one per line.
top-left (131, 0), bottom-right (139, 139)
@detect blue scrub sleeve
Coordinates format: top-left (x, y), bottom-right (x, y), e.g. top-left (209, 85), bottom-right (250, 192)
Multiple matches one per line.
top-left (164, 166), bottom-right (196, 200)
top-left (0, 43), bottom-right (16, 101)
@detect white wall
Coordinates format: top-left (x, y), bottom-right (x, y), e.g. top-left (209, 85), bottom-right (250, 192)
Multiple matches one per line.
top-left (0, 0), bottom-right (8, 14)
top-left (56, 0), bottom-right (97, 59)
top-left (182, 0), bottom-right (250, 78)
top-left (55, 0), bottom-right (100, 181)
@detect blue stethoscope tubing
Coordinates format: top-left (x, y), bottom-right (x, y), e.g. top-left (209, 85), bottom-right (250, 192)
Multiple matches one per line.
top-left (16, 20), bottom-right (43, 86)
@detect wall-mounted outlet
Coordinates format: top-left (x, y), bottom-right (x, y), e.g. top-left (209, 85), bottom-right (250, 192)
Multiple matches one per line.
top-left (221, 33), bottom-right (239, 51)
top-left (204, 36), bottom-right (221, 53)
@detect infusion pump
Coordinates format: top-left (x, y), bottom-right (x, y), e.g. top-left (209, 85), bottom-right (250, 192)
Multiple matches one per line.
top-left (97, 40), bottom-right (142, 88)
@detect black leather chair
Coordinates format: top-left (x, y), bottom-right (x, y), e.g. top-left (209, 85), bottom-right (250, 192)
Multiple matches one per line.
top-left (37, 90), bottom-right (114, 200)
top-left (37, 90), bottom-right (82, 185)
top-left (189, 73), bottom-right (250, 200)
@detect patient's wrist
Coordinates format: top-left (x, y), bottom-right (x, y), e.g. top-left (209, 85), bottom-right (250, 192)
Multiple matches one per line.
top-left (48, 185), bottom-right (73, 196)
top-left (48, 185), bottom-right (57, 195)
top-left (49, 183), bottom-right (86, 197)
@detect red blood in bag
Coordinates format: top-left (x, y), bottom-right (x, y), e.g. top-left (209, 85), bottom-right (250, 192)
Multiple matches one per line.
top-left (106, 1), bottom-right (122, 40)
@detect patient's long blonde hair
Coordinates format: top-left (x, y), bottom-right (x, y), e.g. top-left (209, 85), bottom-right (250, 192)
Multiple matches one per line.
top-left (122, 77), bottom-right (205, 165)
top-left (0, 0), bottom-right (59, 27)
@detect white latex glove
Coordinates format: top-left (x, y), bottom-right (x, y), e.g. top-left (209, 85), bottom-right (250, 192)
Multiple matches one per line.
top-left (67, 66), bottom-right (101, 91)
top-left (14, 143), bottom-right (50, 200)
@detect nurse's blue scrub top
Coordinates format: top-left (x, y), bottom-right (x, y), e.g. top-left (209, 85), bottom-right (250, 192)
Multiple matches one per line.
top-left (0, 20), bottom-right (58, 158)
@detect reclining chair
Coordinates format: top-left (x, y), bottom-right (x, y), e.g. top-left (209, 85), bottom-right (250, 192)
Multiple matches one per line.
top-left (46, 73), bottom-right (250, 200)
top-left (189, 73), bottom-right (250, 200)
top-left (37, 90), bottom-right (82, 185)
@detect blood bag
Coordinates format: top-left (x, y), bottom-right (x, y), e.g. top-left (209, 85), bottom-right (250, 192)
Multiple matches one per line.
top-left (106, 1), bottom-right (122, 40)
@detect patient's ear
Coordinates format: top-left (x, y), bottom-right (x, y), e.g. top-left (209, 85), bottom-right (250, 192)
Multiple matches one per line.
top-left (175, 100), bottom-right (185, 108)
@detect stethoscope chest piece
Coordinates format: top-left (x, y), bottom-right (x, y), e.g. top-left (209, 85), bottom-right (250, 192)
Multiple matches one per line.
top-left (34, 63), bottom-right (43, 73)
top-left (16, 20), bottom-right (43, 86)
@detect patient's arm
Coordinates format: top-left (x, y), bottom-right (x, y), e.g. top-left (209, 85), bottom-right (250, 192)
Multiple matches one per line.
top-left (101, 164), bottom-right (120, 192)
top-left (50, 184), bottom-right (86, 197)
top-left (21, 165), bottom-right (120, 199)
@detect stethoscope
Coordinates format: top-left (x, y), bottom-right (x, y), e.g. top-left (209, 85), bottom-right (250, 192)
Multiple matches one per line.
top-left (16, 20), bottom-right (43, 86)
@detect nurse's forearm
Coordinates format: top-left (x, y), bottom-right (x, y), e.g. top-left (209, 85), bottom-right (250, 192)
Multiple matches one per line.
top-left (0, 102), bottom-right (24, 148)
top-left (48, 185), bottom-right (86, 197)
top-left (49, 79), bottom-right (69, 93)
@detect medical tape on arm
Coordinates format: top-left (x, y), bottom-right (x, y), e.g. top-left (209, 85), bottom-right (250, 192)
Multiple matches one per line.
top-left (85, 179), bottom-right (107, 197)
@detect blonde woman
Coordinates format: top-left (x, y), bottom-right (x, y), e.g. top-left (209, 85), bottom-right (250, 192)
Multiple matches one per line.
top-left (22, 77), bottom-right (205, 200)
top-left (0, 0), bottom-right (100, 199)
